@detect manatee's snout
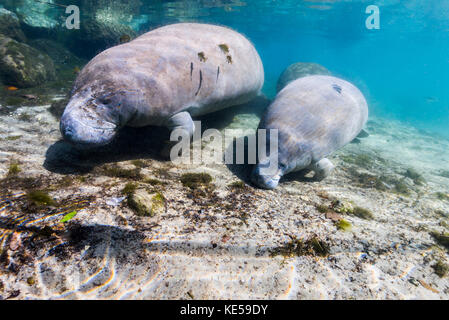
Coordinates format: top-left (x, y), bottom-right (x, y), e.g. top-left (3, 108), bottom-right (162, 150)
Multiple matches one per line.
top-left (60, 101), bottom-right (118, 149)
top-left (251, 164), bottom-right (282, 190)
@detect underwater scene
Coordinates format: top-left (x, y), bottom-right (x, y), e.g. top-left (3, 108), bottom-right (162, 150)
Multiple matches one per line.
top-left (0, 0), bottom-right (448, 300)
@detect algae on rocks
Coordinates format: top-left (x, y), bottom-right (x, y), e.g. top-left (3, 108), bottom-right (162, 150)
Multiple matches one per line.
top-left (0, 35), bottom-right (56, 87)
top-left (128, 189), bottom-right (165, 217)
top-left (0, 8), bottom-right (27, 42)
top-left (336, 219), bottom-right (352, 231)
top-left (180, 172), bottom-right (213, 189)
top-left (432, 260), bottom-right (449, 278)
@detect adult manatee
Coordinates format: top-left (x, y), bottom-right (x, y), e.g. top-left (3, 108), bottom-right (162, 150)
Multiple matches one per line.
top-left (60, 23), bottom-right (264, 149)
top-left (252, 75), bottom-right (368, 189)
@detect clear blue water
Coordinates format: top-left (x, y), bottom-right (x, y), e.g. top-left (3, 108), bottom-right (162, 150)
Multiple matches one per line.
top-left (1, 0), bottom-right (448, 137)
top-left (133, 0), bottom-right (449, 138)
top-left (2, 1), bottom-right (449, 300)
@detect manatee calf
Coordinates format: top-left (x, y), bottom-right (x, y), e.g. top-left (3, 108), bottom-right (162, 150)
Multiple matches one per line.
top-left (251, 75), bottom-right (368, 189)
top-left (60, 23), bottom-right (264, 149)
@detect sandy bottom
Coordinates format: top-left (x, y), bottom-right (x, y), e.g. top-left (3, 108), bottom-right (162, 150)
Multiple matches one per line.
top-left (0, 98), bottom-right (448, 300)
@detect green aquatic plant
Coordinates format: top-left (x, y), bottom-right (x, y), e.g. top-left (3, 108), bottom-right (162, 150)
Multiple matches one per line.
top-left (341, 153), bottom-right (374, 169)
top-left (316, 204), bottom-right (329, 213)
top-left (59, 176), bottom-right (74, 187)
top-left (154, 167), bottom-right (172, 179)
top-left (331, 199), bottom-right (354, 214)
top-left (432, 260), bottom-right (449, 278)
top-left (152, 193), bottom-right (166, 212)
top-left (435, 192), bottom-right (449, 201)
top-left (347, 167), bottom-right (414, 195)
top-left (26, 190), bottom-right (55, 207)
top-left (354, 154), bottom-right (373, 168)
top-left (60, 211), bottom-right (77, 223)
top-left (430, 231), bottom-right (449, 250)
top-left (26, 277), bottom-right (35, 286)
top-left (404, 168), bottom-right (425, 186)
top-left (181, 172), bottom-right (213, 189)
top-left (439, 220), bottom-right (449, 230)
top-left (144, 178), bottom-right (163, 186)
top-left (352, 206), bottom-right (374, 220)
top-left (5, 135), bottom-right (22, 141)
top-left (4, 96), bottom-right (24, 107)
top-left (7, 163), bottom-right (21, 176)
top-left (122, 182), bottom-right (138, 196)
top-left (336, 219), bottom-right (352, 231)
top-left (435, 210), bottom-right (448, 218)
top-left (348, 168), bottom-right (379, 188)
top-left (131, 159), bottom-right (147, 168)
top-left (228, 181), bottom-right (246, 190)
top-left (77, 176), bottom-right (87, 183)
top-left (270, 236), bottom-right (330, 258)
top-left (100, 165), bottom-right (142, 180)
top-left (18, 113), bottom-right (32, 122)
top-left (394, 179), bottom-right (411, 196)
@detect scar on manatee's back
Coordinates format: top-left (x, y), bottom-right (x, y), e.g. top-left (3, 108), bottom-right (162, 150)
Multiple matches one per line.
top-left (195, 70), bottom-right (203, 96)
top-left (190, 62), bottom-right (194, 80)
top-left (332, 84), bottom-right (342, 94)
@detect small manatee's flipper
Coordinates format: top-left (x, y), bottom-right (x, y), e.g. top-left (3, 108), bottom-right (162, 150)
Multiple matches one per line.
top-left (310, 158), bottom-right (335, 181)
top-left (161, 111), bottom-right (195, 158)
top-left (357, 129), bottom-right (369, 138)
top-left (351, 129), bottom-right (369, 144)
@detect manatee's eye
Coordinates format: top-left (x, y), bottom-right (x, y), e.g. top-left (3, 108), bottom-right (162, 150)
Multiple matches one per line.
top-left (98, 93), bottom-right (115, 105)
top-left (100, 97), bottom-right (112, 105)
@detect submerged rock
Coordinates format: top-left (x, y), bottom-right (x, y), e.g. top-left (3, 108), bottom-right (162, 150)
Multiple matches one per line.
top-left (276, 62), bottom-right (331, 93)
top-left (0, 8), bottom-right (27, 42)
top-left (128, 189), bottom-right (165, 217)
top-left (0, 35), bottom-right (56, 87)
top-left (14, 0), bottom-right (59, 31)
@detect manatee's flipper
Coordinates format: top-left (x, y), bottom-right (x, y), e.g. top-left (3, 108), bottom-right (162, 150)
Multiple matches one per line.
top-left (310, 158), bottom-right (335, 181)
top-left (357, 129), bottom-right (369, 138)
top-left (161, 111), bottom-right (195, 159)
top-left (351, 130), bottom-right (369, 144)
top-left (165, 111), bottom-right (195, 136)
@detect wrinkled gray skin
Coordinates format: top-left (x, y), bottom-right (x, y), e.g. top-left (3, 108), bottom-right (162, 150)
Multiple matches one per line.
top-left (276, 62), bottom-right (331, 93)
top-left (60, 23), bottom-right (264, 149)
top-left (252, 75), bottom-right (368, 189)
